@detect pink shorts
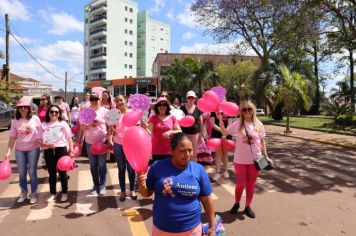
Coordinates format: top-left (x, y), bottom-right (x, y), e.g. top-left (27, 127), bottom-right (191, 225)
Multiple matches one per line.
top-left (152, 223), bottom-right (202, 236)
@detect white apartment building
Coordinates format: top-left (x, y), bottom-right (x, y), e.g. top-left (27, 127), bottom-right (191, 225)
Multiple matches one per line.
top-left (137, 11), bottom-right (171, 77)
top-left (84, 0), bottom-right (138, 85)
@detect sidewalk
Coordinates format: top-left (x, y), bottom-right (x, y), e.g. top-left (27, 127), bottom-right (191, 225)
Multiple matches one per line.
top-left (266, 125), bottom-right (356, 149)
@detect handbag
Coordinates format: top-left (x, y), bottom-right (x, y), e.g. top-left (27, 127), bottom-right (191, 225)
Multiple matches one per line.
top-left (244, 126), bottom-right (274, 171)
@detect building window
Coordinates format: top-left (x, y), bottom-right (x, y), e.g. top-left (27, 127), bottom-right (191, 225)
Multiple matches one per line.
top-left (129, 30), bottom-right (133, 35)
top-left (125, 29), bottom-right (128, 34)
top-left (125, 6), bottom-right (128, 11)
top-left (85, 76), bottom-right (88, 81)
top-left (160, 28), bottom-right (163, 31)
top-left (125, 64), bottom-right (128, 68)
top-left (129, 42), bottom-right (133, 46)
top-left (129, 8), bottom-right (133, 12)
top-left (85, 19), bottom-right (88, 23)
top-left (125, 18), bottom-right (128, 22)
top-left (124, 41), bottom-right (128, 45)
top-left (129, 65), bottom-right (133, 69)
top-left (125, 52), bottom-right (128, 56)
top-left (130, 19), bottom-right (133, 24)
top-left (129, 53), bottom-right (133, 58)
top-left (160, 38), bottom-right (163, 41)
top-left (160, 48), bottom-right (164, 51)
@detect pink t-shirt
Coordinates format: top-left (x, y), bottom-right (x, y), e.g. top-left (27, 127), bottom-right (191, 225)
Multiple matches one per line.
top-left (38, 120), bottom-right (72, 148)
top-left (100, 101), bottom-right (116, 110)
top-left (149, 115), bottom-right (178, 155)
top-left (37, 107), bottom-right (47, 123)
top-left (9, 116), bottom-right (41, 151)
top-left (58, 102), bottom-right (70, 121)
top-left (113, 110), bottom-right (131, 145)
top-left (227, 120), bottom-right (266, 164)
top-left (70, 106), bottom-right (80, 122)
top-left (84, 107), bottom-right (109, 144)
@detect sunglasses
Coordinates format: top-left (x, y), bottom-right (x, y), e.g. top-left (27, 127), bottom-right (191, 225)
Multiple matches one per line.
top-left (242, 108), bottom-right (253, 113)
top-left (157, 103), bottom-right (167, 107)
top-left (187, 97), bottom-right (195, 99)
top-left (18, 106), bottom-right (29, 109)
top-left (49, 110), bottom-right (59, 115)
top-left (90, 98), bottom-right (99, 102)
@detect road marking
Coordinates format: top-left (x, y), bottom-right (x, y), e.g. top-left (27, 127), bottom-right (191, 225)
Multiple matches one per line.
top-left (26, 178), bottom-right (55, 221)
top-left (108, 168), bottom-right (150, 236)
top-left (75, 170), bottom-right (98, 215)
top-left (0, 177), bottom-right (19, 223)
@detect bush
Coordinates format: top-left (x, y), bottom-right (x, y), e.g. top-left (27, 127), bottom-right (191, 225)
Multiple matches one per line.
top-left (336, 115), bottom-right (353, 125)
top-left (353, 116), bottom-right (356, 127)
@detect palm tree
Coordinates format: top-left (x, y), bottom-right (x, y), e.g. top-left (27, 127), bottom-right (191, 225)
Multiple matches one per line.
top-left (330, 78), bottom-right (351, 103)
top-left (274, 64), bottom-right (312, 133)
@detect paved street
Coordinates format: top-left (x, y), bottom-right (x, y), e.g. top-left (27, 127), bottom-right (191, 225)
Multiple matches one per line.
top-left (0, 129), bottom-right (355, 236)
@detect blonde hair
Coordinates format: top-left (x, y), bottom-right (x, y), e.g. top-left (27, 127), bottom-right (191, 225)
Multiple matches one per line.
top-left (238, 100), bottom-right (262, 135)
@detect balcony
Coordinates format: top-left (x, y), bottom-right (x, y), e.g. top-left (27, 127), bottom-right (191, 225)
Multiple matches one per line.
top-left (90, 15), bottom-right (107, 27)
top-left (89, 27), bottom-right (106, 37)
top-left (90, 65), bottom-right (106, 71)
top-left (90, 3), bottom-right (107, 14)
top-left (89, 52), bottom-right (107, 61)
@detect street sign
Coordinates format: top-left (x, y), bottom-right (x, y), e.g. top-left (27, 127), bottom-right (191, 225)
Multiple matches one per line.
top-left (102, 80), bottom-right (112, 87)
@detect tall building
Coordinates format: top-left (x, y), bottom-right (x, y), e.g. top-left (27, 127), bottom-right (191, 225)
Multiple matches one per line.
top-left (84, 0), bottom-right (138, 86)
top-left (137, 11), bottom-right (170, 77)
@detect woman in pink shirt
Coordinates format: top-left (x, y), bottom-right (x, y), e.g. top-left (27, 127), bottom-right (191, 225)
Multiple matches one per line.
top-left (100, 90), bottom-right (115, 110)
top-left (82, 93), bottom-right (109, 196)
top-left (108, 95), bottom-right (136, 201)
top-left (54, 95), bottom-right (70, 122)
top-left (218, 101), bottom-right (273, 218)
top-left (5, 98), bottom-right (41, 204)
top-left (146, 97), bottom-right (181, 163)
top-left (38, 94), bottom-right (51, 123)
top-left (38, 104), bottom-right (74, 203)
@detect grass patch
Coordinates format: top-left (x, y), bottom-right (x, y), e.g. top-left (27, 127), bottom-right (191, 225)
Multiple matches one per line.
top-left (259, 116), bottom-right (355, 135)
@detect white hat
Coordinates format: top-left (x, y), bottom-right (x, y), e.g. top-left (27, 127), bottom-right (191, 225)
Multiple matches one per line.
top-left (186, 90), bottom-right (197, 98)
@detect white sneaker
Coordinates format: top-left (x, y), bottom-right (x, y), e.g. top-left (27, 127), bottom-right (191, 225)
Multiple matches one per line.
top-left (99, 186), bottom-right (106, 195)
top-left (213, 173), bottom-right (221, 181)
top-left (17, 192), bottom-right (28, 203)
top-left (223, 170), bottom-right (230, 179)
top-left (90, 188), bottom-right (98, 196)
top-left (61, 193), bottom-right (68, 202)
top-left (47, 194), bottom-right (56, 203)
top-left (30, 193), bottom-right (38, 204)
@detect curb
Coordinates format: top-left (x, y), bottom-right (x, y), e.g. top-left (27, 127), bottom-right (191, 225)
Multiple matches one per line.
top-left (269, 132), bottom-right (356, 150)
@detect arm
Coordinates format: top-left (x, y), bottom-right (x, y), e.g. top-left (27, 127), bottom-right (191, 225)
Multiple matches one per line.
top-left (261, 138), bottom-right (273, 165)
top-left (4, 137), bottom-right (16, 160)
top-left (200, 195), bottom-right (216, 236)
top-left (198, 115), bottom-right (207, 138)
top-left (216, 112), bottom-right (229, 136)
top-left (137, 172), bottom-right (154, 198)
top-left (67, 137), bottom-right (74, 158)
top-left (145, 123), bottom-right (153, 135)
top-left (107, 125), bottom-right (114, 147)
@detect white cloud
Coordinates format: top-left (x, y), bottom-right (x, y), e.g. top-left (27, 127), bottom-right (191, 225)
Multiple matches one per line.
top-left (179, 42), bottom-right (257, 56)
top-left (0, 37), bottom-right (4, 47)
top-left (39, 10), bottom-right (83, 35)
top-left (166, 9), bottom-right (174, 20)
top-left (177, 4), bottom-right (199, 28)
top-left (31, 40), bottom-right (84, 63)
top-left (150, 0), bottom-right (165, 13)
top-left (0, 0), bottom-right (30, 21)
top-left (10, 35), bottom-right (38, 45)
top-left (182, 31), bottom-right (195, 40)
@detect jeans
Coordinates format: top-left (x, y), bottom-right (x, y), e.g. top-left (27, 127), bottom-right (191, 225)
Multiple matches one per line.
top-left (114, 143), bottom-right (136, 191)
top-left (44, 147), bottom-right (68, 194)
top-left (86, 142), bottom-right (107, 189)
top-left (15, 148), bottom-right (40, 194)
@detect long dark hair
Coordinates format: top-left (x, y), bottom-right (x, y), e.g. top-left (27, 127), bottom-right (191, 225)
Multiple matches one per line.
top-left (15, 106), bottom-right (33, 120)
top-left (40, 94), bottom-right (51, 108)
top-left (101, 90), bottom-right (112, 108)
top-left (44, 104), bottom-right (63, 123)
top-left (70, 96), bottom-right (79, 110)
top-left (154, 101), bottom-right (171, 116)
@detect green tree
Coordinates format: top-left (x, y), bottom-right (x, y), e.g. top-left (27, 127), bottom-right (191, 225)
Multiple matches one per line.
top-left (0, 79), bottom-right (22, 103)
top-left (215, 61), bottom-right (256, 102)
top-left (274, 64), bottom-right (312, 133)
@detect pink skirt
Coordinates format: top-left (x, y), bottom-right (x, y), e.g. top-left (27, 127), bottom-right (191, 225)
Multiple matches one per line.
top-left (152, 223), bottom-right (202, 236)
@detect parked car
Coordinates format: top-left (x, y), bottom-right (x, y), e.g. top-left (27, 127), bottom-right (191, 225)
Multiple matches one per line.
top-left (256, 108), bottom-right (265, 116)
top-left (0, 100), bottom-right (14, 130)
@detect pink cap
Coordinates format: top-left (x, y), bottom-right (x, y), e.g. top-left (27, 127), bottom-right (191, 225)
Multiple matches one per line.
top-left (16, 98), bottom-right (31, 107)
top-left (155, 97), bottom-right (170, 104)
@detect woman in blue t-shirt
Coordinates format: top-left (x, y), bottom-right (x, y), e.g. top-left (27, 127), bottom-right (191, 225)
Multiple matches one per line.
top-left (138, 133), bottom-right (215, 236)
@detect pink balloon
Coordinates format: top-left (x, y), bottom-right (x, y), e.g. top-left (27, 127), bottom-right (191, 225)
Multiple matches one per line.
top-left (197, 98), bottom-right (219, 113)
top-left (0, 160), bottom-right (12, 180)
top-left (203, 91), bottom-right (219, 108)
top-left (222, 139), bottom-right (235, 151)
top-left (57, 156), bottom-right (74, 172)
top-left (123, 126), bottom-right (151, 173)
top-left (179, 115), bottom-right (195, 127)
top-left (90, 142), bottom-right (110, 155)
top-left (68, 143), bottom-right (82, 158)
top-left (71, 124), bottom-right (80, 133)
top-left (219, 102), bottom-right (240, 117)
top-left (207, 138), bottom-right (222, 151)
top-left (122, 110), bottom-right (143, 126)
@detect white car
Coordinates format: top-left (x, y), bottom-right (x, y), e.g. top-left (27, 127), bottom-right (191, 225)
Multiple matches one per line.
top-left (256, 109), bottom-right (265, 116)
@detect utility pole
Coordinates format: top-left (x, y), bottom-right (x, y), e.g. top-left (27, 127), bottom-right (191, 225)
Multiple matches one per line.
top-left (64, 71), bottom-right (67, 102)
top-left (5, 14), bottom-right (10, 90)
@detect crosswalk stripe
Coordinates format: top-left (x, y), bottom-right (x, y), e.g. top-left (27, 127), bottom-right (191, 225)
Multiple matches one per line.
top-left (75, 170), bottom-right (98, 215)
top-left (108, 168), bottom-right (150, 236)
top-left (26, 177), bottom-right (55, 221)
top-left (0, 177), bottom-right (19, 223)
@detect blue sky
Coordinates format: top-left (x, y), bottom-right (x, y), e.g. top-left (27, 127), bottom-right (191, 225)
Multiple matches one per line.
top-left (0, 0), bottom-right (348, 93)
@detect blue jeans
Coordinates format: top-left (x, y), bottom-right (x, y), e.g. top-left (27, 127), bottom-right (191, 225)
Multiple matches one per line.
top-left (15, 148), bottom-right (40, 194)
top-left (114, 143), bottom-right (136, 191)
top-left (86, 142), bottom-right (107, 189)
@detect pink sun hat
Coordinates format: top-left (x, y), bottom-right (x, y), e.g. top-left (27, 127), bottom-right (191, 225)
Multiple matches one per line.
top-left (16, 98), bottom-right (31, 107)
